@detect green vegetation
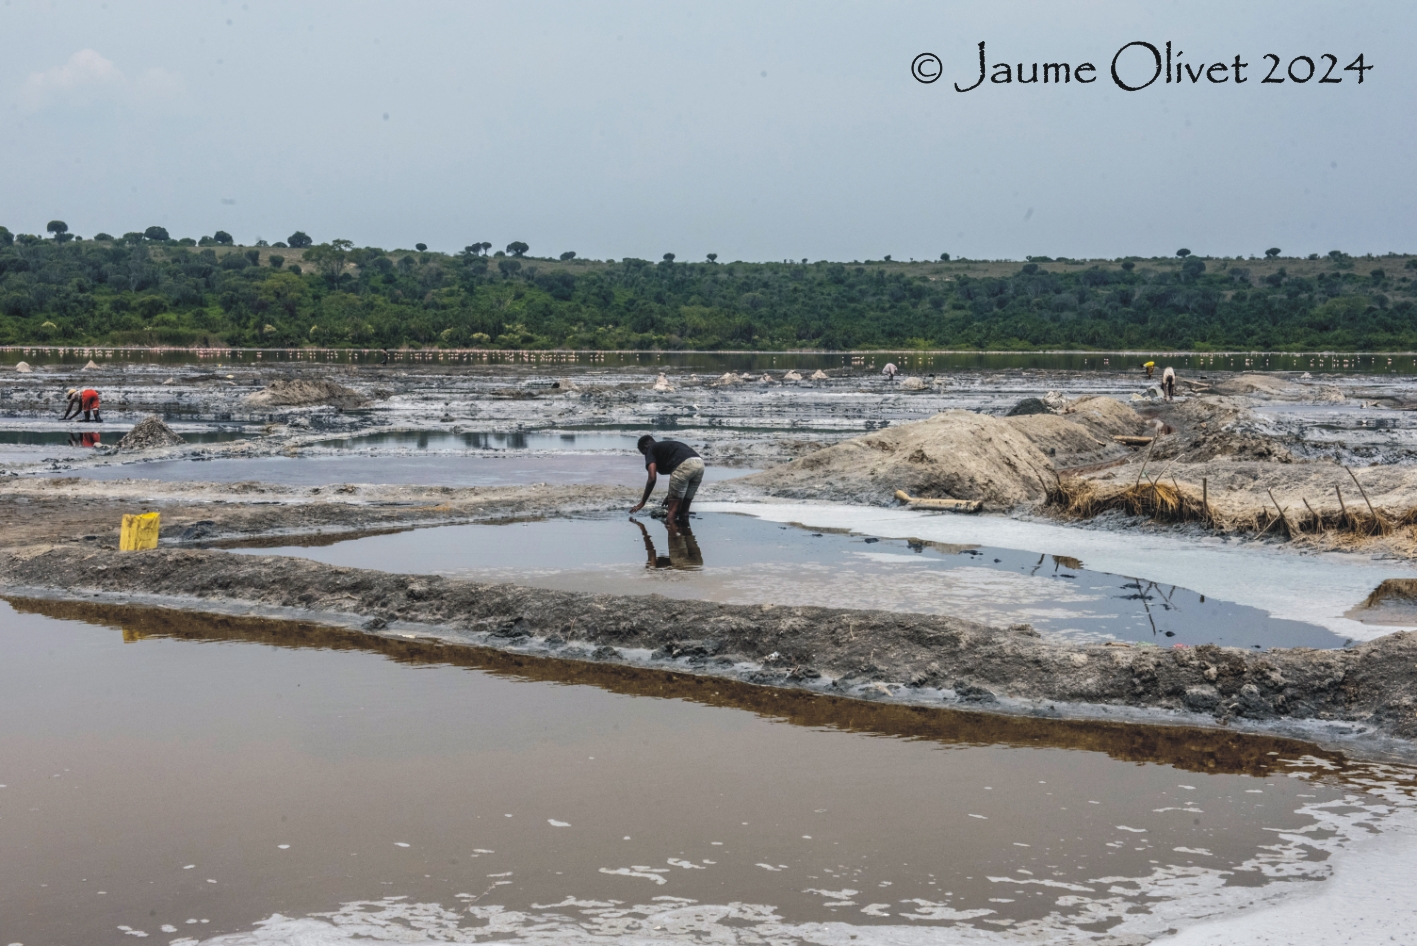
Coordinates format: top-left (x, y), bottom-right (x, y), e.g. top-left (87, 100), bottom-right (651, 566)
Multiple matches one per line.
top-left (0, 228), bottom-right (1414, 350)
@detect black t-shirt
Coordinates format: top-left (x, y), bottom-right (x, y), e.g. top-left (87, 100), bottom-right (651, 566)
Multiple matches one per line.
top-left (645, 440), bottom-right (700, 475)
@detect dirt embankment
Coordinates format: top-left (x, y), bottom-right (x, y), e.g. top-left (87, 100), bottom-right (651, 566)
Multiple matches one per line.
top-left (1058, 395), bottom-right (1417, 554)
top-left (0, 478), bottom-right (633, 548)
top-left (3, 545), bottom-right (1416, 747)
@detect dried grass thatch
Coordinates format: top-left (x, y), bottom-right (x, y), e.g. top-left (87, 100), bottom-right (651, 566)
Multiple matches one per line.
top-left (1050, 474), bottom-right (1399, 541)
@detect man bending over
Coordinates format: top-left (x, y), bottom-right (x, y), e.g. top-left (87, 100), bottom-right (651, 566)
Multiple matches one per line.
top-left (630, 434), bottom-right (704, 527)
top-left (62, 387), bottom-right (103, 423)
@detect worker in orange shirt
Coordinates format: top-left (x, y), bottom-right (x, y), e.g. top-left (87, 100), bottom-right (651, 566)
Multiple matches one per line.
top-left (62, 387), bottom-right (103, 422)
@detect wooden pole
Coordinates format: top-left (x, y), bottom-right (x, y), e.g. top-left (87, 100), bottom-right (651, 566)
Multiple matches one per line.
top-left (1344, 467), bottom-right (1385, 534)
top-left (1301, 496), bottom-right (1319, 533)
top-left (1335, 484), bottom-right (1350, 529)
top-left (1202, 477), bottom-right (1208, 523)
top-left (1266, 488), bottom-right (1294, 539)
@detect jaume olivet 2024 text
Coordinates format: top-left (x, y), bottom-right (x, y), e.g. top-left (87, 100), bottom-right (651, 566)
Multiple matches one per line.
top-left (911, 42), bottom-right (1372, 91)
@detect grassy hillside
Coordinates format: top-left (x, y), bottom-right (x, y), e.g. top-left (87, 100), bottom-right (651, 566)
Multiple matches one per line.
top-left (0, 232), bottom-right (1413, 351)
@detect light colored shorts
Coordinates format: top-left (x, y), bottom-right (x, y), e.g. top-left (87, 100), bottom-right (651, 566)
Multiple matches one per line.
top-left (666, 456), bottom-right (705, 502)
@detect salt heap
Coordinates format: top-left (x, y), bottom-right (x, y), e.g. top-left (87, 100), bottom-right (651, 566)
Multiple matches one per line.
top-left (14, 361), bottom-right (32, 373)
top-left (810, 369), bottom-right (829, 380)
top-left (782, 370), bottom-right (803, 381)
top-left (652, 373), bottom-right (674, 392)
top-left (117, 415), bottom-right (186, 451)
top-left (82, 360), bottom-right (100, 370)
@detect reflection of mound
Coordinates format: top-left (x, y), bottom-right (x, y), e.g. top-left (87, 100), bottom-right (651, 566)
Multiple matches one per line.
top-left (244, 379), bottom-right (368, 409)
top-left (1346, 579), bottom-right (1417, 626)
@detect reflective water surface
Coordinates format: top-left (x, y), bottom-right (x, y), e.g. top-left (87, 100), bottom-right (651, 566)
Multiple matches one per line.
top-left (2, 597), bottom-right (1411, 946)
top-left (228, 512), bottom-right (1344, 648)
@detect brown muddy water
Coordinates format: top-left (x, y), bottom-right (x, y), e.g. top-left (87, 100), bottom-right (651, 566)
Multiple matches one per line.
top-left (227, 512), bottom-right (1345, 649)
top-left (3, 598), bottom-right (1413, 946)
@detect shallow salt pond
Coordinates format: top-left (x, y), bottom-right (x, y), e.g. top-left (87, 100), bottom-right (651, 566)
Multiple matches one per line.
top-left (69, 451), bottom-right (757, 489)
top-left (3, 597), bottom-right (1414, 946)
top-left (231, 512), bottom-right (1342, 649)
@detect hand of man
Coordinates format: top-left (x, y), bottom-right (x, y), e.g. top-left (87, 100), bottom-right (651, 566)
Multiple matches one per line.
top-left (629, 502), bottom-right (645, 513)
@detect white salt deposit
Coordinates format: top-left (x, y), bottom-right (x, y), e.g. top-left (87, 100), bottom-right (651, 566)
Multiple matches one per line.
top-left (701, 502), bottom-right (1417, 641)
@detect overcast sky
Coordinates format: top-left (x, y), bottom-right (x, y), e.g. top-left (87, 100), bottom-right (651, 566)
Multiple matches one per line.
top-left (1, 0), bottom-right (1411, 262)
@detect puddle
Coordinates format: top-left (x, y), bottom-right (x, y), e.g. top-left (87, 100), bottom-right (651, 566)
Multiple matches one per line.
top-left (4, 596), bottom-right (1414, 946)
top-left (229, 512), bottom-right (1343, 648)
top-left (69, 453), bottom-right (757, 488)
top-left (0, 427), bottom-right (252, 447)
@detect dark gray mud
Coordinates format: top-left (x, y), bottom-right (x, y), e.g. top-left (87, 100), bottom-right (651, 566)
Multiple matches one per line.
top-left (3, 545), bottom-right (1417, 754)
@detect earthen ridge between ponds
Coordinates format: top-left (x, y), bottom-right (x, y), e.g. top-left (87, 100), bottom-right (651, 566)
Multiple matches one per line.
top-left (4, 544), bottom-right (1417, 764)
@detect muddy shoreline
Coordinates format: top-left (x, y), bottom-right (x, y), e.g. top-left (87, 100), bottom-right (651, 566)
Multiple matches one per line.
top-left (4, 544), bottom-right (1416, 762)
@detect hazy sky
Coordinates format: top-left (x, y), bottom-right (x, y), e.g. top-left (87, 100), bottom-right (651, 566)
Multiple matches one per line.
top-left (1, 0), bottom-right (1411, 261)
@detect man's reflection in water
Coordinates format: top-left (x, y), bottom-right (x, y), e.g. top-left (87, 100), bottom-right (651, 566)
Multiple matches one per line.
top-left (68, 432), bottom-right (101, 448)
top-left (630, 517), bottom-right (703, 570)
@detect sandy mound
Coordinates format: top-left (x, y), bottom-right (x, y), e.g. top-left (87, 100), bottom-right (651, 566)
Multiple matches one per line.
top-left (742, 410), bottom-right (1055, 507)
top-left (117, 415), bottom-right (186, 450)
top-left (810, 369), bottom-right (828, 381)
top-left (1211, 373), bottom-right (1302, 398)
top-left (899, 376), bottom-right (928, 391)
top-left (1059, 395), bottom-right (1149, 439)
top-left (14, 361), bottom-right (32, 372)
top-left (714, 373), bottom-right (742, 386)
top-left (243, 379), bottom-right (369, 409)
top-left (782, 370), bottom-right (802, 381)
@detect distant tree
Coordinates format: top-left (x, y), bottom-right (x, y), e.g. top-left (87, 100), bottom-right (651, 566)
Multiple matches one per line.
top-left (269, 254), bottom-right (285, 269)
top-left (1371, 269), bottom-right (1386, 281)
top-left (1020, 263), bottom-right (1039, 275)
top-left (288, 264), bottom-right (302, 275)
top-left (883, 254), bottom-right (892, 262)
top-left (197, 236), bottom-right (214, 246)
top-left (144, 226), bottom-right (170, 242)
top-left (416, 243), bottom-right (427, 252)
top-left (1265, 247), bottom-right (1281, 259)
top-left (1181, 258), bottom-right (1207, 279)
top-left (498, 258), bottom-right (522, 276)
top-left (255, 239), bottom-right (269, 247)
top-left (177, 237), bottom-right (196, 246)
top-left (1176, 248), bottom-right (1191, 258)
top-left (287, 231), bottom-right (313, 248)
top-left (93, 232), bottom-right (113, 242)
top-left (939, 252), bottom-right (950, 261)
top-left (1121, 260), bottom-right (1135, 271)
top-left (662, 252), bottom-right (675, 263)
top-left (304, 239), bottom-right (353, 280)
top-left (559, 251), bottom-right (576, 261)
top-left (0, 226), bottom-right (12, 246)
top-left (506, 241), bottom-right (529, 258)
top-left (1309, 253), bottom-right (1320, 260)
top-left (707, 253), bottom-right (718, 263)
top-left (493, 250), bottom-right (505, 257)
top-left (121, 231), bottom-right (145, 245)
top-left (273, 241), bottom-right (289, 248)
top-left (245, 249), bottom-right (261, 265)
top-left (1328, 249), bottom-right (1345, 260)
top-left (213, 230), bottom-right (234, 245)
top-left (46, 220), bottom-right (69, 241)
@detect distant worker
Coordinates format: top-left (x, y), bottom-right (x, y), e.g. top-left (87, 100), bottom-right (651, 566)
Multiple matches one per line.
top-left (1142, 361), bottom-right (1156, 380)
top-left (1162, 366), bottom-right (1176, 401)
top-left (882, 362), bottom-right (898, 381)
top-left (630, 434), bottom-right (704, 529)
top-left (62, 387), bottom-right (103, 423)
